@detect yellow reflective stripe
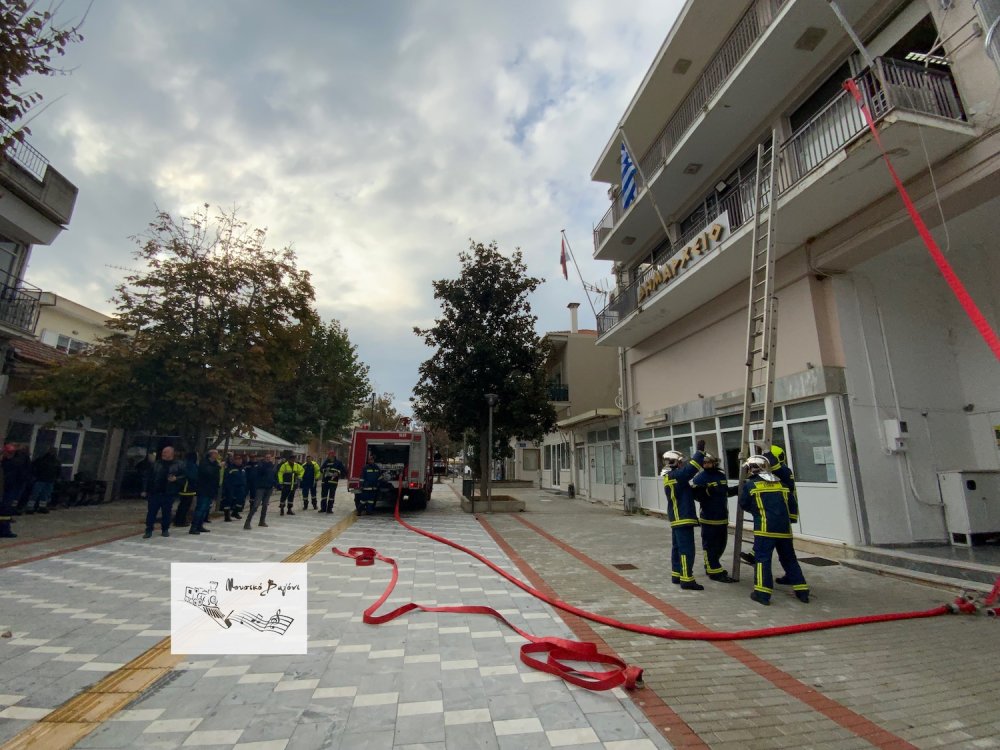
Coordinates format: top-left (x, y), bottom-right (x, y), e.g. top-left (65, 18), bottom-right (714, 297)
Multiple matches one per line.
top-left (793, 584), bottom-right (809, 591)
top-left (752, 531), bottom-right (793, 538)
top-left (679, 554), bottom-right (694, 581)
top-left (699, 518), bottom-right (729, 525)
top-left (670, 519), bottom-right (699, 527)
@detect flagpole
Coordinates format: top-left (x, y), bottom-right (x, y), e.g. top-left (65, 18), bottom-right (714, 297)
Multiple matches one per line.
top-left (561, 230), bottom-right (600, 323)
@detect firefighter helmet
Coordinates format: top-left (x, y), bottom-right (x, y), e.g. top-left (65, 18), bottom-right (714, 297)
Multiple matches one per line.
top-left (743, 455), bottom-right (771, 474)
top-left (662, 450), bottom-right (685, 468)
top-left (702, 452), bottom-right (718, 465)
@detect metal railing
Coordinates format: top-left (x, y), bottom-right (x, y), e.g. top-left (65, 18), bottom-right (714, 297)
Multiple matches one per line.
top-left (1, 122), bottom-right (50, 182)
top-left (595, 0), bottom-right (786, 253)
top-left (596, 57), bottom-right (966, 336)
top-left (548, 384), bottom-right (569, 402)
top-left (0, 269), bottom-right (43, 334)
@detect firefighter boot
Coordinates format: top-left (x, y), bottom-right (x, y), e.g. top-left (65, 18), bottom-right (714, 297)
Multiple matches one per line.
top-left (0, 521), bottom-right (17, 538)
top-left (750, 591), bottom-right (771, 606)
top-left (224, 509), bottom-right (231, 522)
top-left (680, 581), bottom-right (705, 591)
top-left (795, 591), bottom-right (810, 604)
top-left (280, 505), bottom-right (285, 516)
top-left (243, 515), bottom-right (252, 530)
top-left (286, 506), bottom-right (295, 516)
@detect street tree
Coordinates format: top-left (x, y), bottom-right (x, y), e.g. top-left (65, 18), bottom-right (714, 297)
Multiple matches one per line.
top-left (412, 239), bottom-right (555, 497)
top-left (363, 391), bottom-right (404, 431)
top-left (0, 0), bottom-right (84, 147)
top-left (270, 319), bottom-right (371, 444)
top-left (19, 206), bottom-right (318, 451)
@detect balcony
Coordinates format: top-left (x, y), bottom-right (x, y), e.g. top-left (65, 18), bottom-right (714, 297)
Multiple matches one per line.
top-left (1, 122), bottom-right (78, 233)
top-left (0, 268), bottom-right (43, 335)
top-left (591, 0), bottom-right (887, 262)
top-left (596, 57), bottom-right (974, 346)
top-left (548, 384), bottom-right (570, 403)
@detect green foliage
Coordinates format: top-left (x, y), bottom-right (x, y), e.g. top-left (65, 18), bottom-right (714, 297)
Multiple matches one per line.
top-left (412, 240), bottom-right (555, 490)
top-left (270, 320), bottom-right (371, 443)
top-left (19, 206), bottom-right (319, 449)
top-left (0, 1), bottom-right (84, 145)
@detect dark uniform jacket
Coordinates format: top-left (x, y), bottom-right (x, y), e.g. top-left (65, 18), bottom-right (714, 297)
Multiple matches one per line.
top-left (247, 459), bottom-right (276, 494)
top-left (179, 457), bottom-right (198, 497)
top-left (197, 458), bottom-right (223, 498)
top-left (301, 460), bottom-right (320, 488)
top-left (768, 456), bottom-right (799, 523)
top-left (223, 466), bottom-right (247, 503)
top-left (31, 453), bottom-right (62, 483)
top-left (738, 473), bottom-right (798, 538)
top-left (321, 458), bottom-right (346, 484)
top-left (662, 451), bottom-right (704, 527)
top-left (360, 462), bottom-right (381, 491)
top-left (689, 467), bottom-right (736, 525)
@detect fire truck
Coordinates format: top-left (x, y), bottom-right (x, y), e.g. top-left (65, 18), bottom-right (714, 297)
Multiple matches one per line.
top-left (346, 423), bottom-right (433, 510)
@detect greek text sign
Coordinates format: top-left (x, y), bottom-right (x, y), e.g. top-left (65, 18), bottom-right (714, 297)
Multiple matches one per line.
top-left (170, 563), bottom-right (308, 654)
top-left (637, 212), bottom-right (729, 303)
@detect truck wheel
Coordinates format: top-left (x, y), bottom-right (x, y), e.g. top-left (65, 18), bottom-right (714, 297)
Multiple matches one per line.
top-left (410, 492), bottom-right (427, 510)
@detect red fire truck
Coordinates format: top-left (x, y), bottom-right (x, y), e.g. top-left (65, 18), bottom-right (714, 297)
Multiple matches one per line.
top-left (346, 426), bottom-right (433, 510)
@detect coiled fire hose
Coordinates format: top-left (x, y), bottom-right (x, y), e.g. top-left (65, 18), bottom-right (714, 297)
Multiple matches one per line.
top-left (333, 480), bottom-right (999, 691)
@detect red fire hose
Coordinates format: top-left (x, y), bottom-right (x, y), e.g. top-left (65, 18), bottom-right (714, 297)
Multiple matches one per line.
top-left (333, 481), bottom-right (995, 691)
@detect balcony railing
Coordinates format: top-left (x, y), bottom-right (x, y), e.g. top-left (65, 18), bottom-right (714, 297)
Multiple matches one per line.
top-left (0, 269), bottom-right (43, 334)
top-left (548, 384), bottom-right (570, 402)
top-left (596, 57), bottom-right (966, 336)
top-left (594, 0), bottom-right (787, 252)
top-left (1, 122), bottom-right (50, 183)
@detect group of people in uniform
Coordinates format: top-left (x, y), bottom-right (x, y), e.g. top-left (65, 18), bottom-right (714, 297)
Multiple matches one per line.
top-left (140, 448), bottom-right (348, 538)
top-left (662, 441), bottom-right (809, 606)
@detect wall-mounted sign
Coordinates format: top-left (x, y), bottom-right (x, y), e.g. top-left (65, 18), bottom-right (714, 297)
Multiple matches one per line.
top-left (637, 212), bottom-right (729, 303)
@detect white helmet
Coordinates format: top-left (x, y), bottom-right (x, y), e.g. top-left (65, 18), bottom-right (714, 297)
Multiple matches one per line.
top-left (743, 455), bottom-right (771, 474)
top-left (662, 450), bottom-right (685, 469)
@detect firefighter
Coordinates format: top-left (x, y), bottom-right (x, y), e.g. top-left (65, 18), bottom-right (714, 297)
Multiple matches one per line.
top-left (320, 450), bottom-right (346, 513)
top-left (690, 452), bottom-right (737, 582)
top-left (739, 454), bottom-right (809, 606)
top-left (662, 442), bottom-right (706, 590)
top-left (358, 454), bottom-right (381, 515)
top-left (173, 450), bottom-right (199, 528)
top-left (300, 455), bottom-right (321, 511)
top-left (221, 454), bottom-right (247, 522)
top-left (276, 453), bottom-right (303, 516)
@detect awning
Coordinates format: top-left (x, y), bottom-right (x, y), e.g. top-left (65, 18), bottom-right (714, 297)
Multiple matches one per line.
top-left (228, 426), bottom-right (297, 452)
top-left (556, 408), bottom-right (621, 430)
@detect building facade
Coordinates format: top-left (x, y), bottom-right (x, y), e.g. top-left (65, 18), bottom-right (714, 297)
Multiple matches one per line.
top-left (509, 303), bottom-right (622, 501)
top-left (590, 0), bottom-right (1000, 547)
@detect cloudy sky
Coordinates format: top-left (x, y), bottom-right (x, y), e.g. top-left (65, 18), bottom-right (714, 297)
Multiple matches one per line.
top-left (22, 0), bottom-right (683, 414)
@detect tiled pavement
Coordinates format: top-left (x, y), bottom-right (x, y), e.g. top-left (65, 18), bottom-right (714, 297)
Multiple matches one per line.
top-left (0, 490), bottom-right (667, 750)
top-left (482, 487), bottom-right (1000, 750)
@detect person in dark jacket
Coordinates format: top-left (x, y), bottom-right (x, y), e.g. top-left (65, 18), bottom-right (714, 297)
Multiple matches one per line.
top-left (173, 451), bottom-right (199, 527)
top-left (143, 446), bottom-right (184, 538)
top-left (739, 454), bottom-right (809, 606)
top-left (300, 455), bottom-right (320, 510)
top-left (29, 447), bottom-right (62, 514)
top-left (358, 455), bottom-right (381, 515)
top-left (222, 455), bottom-right (247, 522)
top-left (190, 450), bottom-right (222, 535)
top-left (243, 453), bottom-right (276, 529)
top-left (320, 450), bottom-right (347, 514)
top-left (0, 443), bottom-right (16, 538)
top-left (5, 444), bottom-right (31, 516)
top-left (662, 443), bottom-right (706, 591)
top-left (690, 452), bottom-right (738, 583)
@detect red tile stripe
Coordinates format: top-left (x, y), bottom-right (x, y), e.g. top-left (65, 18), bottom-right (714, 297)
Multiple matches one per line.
top-left (3, 520), bottom-right (138, 548)
top-left (0, 530), bottom-right (143, 569)
top-left (511, 513), bottom-right (917, 750)
top-left (477, 514), bottom-right (710, 749)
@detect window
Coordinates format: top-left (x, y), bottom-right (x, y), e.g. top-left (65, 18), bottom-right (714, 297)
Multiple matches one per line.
top-left (78, 431), bottom-right (108, 478)
top-left (638, 440), bottom-right (655, 478)
top-left (5, 420), bottom-right (32, 444)
top-left (561, 443), bottom-right (571, 470)
top-left (55, 335), bottom-right (89, 354)
top-left (523, 449), bottom-right (540, 472)
top-left (786, 399), bottom-right (826, 420)
top-left (543, 446), bottom-right (551, 470)
top-left (613, 443), bottom-right (622, 485)
top-left (788, 420), bottom-right (836, 483)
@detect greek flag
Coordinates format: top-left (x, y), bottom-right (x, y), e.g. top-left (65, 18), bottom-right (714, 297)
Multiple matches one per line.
top-left (621, 143), bottom-right (637, 210)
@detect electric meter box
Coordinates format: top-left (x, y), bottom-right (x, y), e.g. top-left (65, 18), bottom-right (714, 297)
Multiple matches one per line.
top-left (882, 419), bottom-right (909, 453)
top-left (937, 470), bottom-right (1000, 546)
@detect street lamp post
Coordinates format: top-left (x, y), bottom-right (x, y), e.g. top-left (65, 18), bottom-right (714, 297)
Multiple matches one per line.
top-left (318, 419), bottom-right (327, 454)
top-left (485, 393), bottom-right (499, 514)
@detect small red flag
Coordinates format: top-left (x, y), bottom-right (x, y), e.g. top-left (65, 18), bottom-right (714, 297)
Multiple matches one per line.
top-left (560, 237), bottom-right (568, 280)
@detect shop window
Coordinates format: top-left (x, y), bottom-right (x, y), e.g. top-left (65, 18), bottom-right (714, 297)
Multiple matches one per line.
top-left (672, 422), bottom-right (691, 436)
top-left (722, 431), bottom-right (742, 480)
top-left (608, 426), bottom-right (620, 441)
top-left (638, 440), bottom-right (656, 478)
top-left (653, 427), bottom-right (671, 438)
top-left (719, 414), bottom-right (741, 429)
top-left (694, 418), bottom-right (715, 432)
top-left (613, 443), bottom-right (622, 484)
top-left (637, 429), bottom-right (653, 441)
top-left (561, 444), bottom-right (571, 470)
top-left (785, 400), bottom-right (826, 420)
top-left (543, 446), bottom-right (551, 470)
top-left (5, 420), bottom-right (33, 444)
top-left (788, 420), bottom-right (836, 483)
top-left (523, 449), bottom-right (540, 472)
top-left (78, 431), bottom-right (108, 478)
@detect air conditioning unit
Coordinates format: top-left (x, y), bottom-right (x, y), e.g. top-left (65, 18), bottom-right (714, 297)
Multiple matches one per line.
top-left (937, 470), bottom-right (1000, 546)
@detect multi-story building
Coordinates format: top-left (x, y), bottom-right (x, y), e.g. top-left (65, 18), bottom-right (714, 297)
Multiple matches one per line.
top-left (0, 126), bottom-right (78, 441)
top-left (509, 303), bottom-right (622, 501)
top-left (590, 0), bottom-right (1000, 548)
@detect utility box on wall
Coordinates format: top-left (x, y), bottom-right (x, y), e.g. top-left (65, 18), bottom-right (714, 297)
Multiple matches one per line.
top-left (937, 470), bottom-right (1000, 546)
